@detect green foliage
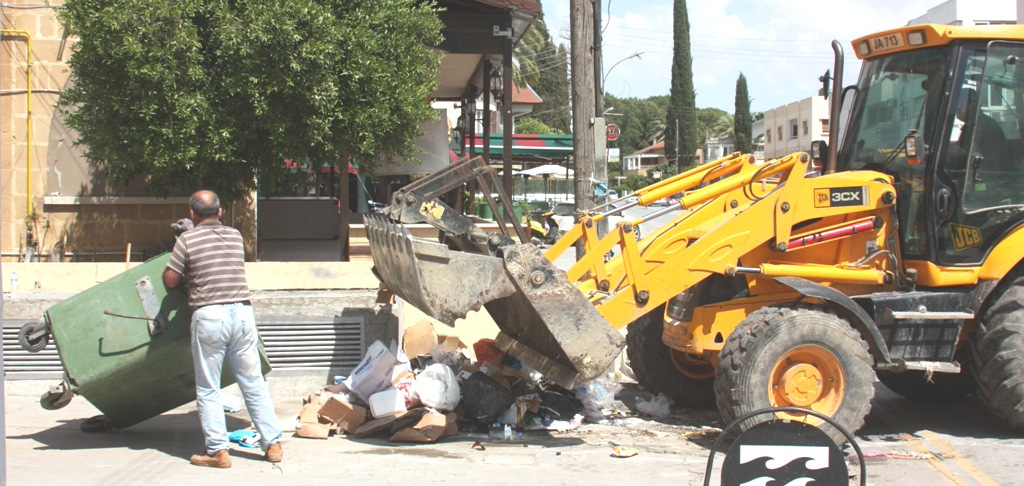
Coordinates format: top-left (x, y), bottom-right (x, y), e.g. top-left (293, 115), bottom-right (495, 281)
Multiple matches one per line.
top-left (59, 0), bottom-right (442, 202)
top-left (525, 13), bottom-right (570, 133)
top-left (514, 117), bottom-right (563, 134)
top-left (734, 73), bottom-right (753, 154)
top-left (606, 94), bottom-right (669, 154)
top-left (665, 0), bottom-right (698, 170)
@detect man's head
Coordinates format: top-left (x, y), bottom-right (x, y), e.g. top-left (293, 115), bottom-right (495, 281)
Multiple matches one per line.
top-left (189, 190), bottom-right (222, 222)
top-left (957, 87), bottom-right (979, 122)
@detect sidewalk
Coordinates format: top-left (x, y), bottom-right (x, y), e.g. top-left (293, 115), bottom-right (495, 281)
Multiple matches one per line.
top-left (4, 378), bottom-right (721, 485)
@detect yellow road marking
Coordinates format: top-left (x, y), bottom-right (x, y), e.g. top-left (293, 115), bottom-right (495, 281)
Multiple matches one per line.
top-left (919, 429), bottom-right (1001, 486)
top-left (871, 397), bottom-right (999, 486)
top-left (898, 432), bottom-right (972, 486)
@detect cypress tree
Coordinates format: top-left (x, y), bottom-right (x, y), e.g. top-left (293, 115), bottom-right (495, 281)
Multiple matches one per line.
top-left (665, 0), bottom-right (698, 170)
top-left (734, 73), bottom-right (753, 154)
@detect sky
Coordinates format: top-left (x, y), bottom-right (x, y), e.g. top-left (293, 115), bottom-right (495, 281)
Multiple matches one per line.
top-left (541, 0), bottom-right (941, 113)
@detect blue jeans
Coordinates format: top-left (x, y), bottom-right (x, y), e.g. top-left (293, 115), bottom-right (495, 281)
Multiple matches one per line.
top-left (191, 302), bottom-right (282, 454)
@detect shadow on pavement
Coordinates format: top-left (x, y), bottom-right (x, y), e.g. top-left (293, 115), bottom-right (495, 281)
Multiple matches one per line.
top-left (7, 408), bottom-right (256, 461)
top-left (858, 382), bottom-right (1017, 441)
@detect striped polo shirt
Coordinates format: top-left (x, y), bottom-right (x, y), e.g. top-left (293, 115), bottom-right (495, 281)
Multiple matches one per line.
top-left (166, 220), bottom-right (251, 309)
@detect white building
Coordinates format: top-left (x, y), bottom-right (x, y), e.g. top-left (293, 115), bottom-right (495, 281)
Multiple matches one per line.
top-left (909, 0), bottom-right (1018, 25)
top-left (762, 96), bottom-right (830, 160)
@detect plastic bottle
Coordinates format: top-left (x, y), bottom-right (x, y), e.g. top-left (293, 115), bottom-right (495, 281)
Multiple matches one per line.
top-left (9, 271), bottom-right (19, 297)
top-left (503, 424), bottom-right (512, 441)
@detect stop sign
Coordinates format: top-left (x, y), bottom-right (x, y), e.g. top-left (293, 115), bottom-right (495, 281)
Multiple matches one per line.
top-left (606, 123), bottom-right (620, 141)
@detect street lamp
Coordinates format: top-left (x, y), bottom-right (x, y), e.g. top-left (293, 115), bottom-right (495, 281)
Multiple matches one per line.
top-left (602, 51), bottom-right (644, 90)
top-left (489, 65), bottom-right (502, 105)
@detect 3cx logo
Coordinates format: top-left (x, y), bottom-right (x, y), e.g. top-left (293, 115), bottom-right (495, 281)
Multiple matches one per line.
top-left (814, 186), bottom-right (869, 208)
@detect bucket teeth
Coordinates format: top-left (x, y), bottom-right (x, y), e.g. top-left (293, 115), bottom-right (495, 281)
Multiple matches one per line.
top-left (366, 214), bottom-right (625, 388)
top-left (366, 214), bottom-right (514, 323)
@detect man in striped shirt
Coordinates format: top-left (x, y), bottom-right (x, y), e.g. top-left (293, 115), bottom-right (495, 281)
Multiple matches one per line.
top-left (163, 190), bottom-right (283, 468)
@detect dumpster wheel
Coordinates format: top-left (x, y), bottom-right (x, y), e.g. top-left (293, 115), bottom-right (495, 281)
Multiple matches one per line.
top-left (40, 381), bottom-right (73, 411)
top-left (18, 319), bottom-right (49, 353)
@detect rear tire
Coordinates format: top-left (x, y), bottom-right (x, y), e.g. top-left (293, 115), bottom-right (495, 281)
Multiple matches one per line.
top-left (626, 306), bottom-right (715, 408)
top-left (972, 278), bottom-right (1024, 430)
top-left (715, 306), bottom-right (875, 444)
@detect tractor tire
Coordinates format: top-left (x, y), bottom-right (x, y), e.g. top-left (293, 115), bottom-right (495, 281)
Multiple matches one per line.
top-left (971, 278), bottom-right (1024, 430)
top-left (626, 305), bottom-right (716, 409)
top-left (715, 306), bottom-right (875, 444)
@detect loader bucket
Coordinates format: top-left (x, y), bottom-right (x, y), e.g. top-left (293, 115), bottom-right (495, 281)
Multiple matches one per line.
top-left (366, 214), bottom-right (516, 323)
top-left (366, 214), bottom-right (626, 388)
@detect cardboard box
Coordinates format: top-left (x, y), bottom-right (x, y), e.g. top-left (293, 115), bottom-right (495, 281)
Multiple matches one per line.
top-left (295, 402), bottom-right (333, 439)
top-left (402, 320), bottom-right (438, 358)
top-left (318, 397), bottom-right (367, 434)
top-left (295, 421), bottom-right (332, 439)
top-left (352, 413), bottom-right (404, 438)
top-left (344, 340), bottom-right (399, 402)
top-left (369, 388), bottom-right (407, 418)
top-left (389, 410), bottom-right (458, 443)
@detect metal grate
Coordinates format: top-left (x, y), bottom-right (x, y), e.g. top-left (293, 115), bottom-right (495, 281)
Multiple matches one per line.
top-left (257, 317), bottom-right (364, 371)
top-left (3, 321), bottom-right (64, 379)
top-left (2, 317), bottom-right (365, 379)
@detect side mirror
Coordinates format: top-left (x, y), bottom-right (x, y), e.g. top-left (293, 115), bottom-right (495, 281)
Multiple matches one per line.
top-left (905, 131), bottom-right (926, 166)
top-left (810, 140), bottom-right (828, 171)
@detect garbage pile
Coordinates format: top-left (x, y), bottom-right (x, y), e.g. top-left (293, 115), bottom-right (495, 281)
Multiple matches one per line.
top-left (293, 320), bottom-right (623, 443)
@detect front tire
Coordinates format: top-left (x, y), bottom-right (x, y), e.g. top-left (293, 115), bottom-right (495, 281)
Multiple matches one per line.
top-left (972, 277), bottom-right (1024, 430)
top-left (715, 306), bottom-right (875, 443)
top-left (626, 305), bottom-right (715, 408)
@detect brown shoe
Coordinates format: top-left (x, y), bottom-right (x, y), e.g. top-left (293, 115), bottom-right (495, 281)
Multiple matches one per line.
top-left (265, 442), bottom-right (283, 463)
top-left (190, 449), bottom-right (231, 468)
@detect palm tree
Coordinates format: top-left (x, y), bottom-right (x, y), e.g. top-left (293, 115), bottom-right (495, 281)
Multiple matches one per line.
top-left (513, 19), bottom-right (547, 88)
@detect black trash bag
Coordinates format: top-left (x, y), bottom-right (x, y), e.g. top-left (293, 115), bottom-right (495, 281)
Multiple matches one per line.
top-left (460, 372), bottom-right (514, 424)
top-left (538, 387), bottom-right (584, 421)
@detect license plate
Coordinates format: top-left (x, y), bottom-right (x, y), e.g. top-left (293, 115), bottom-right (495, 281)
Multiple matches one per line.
top-left (868, 33), bottom-right (905, 53)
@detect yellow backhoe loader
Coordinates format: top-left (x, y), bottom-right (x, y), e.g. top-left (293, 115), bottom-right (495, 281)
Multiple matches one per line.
top-left (367, 23), bottom-right (1024, 441)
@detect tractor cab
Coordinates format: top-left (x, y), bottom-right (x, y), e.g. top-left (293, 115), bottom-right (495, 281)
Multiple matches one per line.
top-left (836, 24), bottom-right (1024, 268)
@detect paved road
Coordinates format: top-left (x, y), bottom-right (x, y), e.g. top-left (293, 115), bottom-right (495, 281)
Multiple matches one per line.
top-left (5, 377), bottom-right (1023, 485)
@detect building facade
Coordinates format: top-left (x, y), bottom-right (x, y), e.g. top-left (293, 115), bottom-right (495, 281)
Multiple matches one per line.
top-left (909, 0), bottom-right (1018, 26)
top-left (762, 96), bottom-right (830, 161)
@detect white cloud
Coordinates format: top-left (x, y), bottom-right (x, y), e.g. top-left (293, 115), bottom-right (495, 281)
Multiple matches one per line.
top-left (541, 0), bottom-right (940, 111)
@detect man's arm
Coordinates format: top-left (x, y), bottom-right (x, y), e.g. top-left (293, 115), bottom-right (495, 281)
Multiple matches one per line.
top-left (163, 268), bottom-right (183, 288)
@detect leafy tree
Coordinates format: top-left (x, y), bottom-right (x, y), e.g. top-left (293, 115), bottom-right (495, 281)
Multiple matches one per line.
top-left (515, 117), bottom-right (563, 134)
top-left (58, 0), bottom-right (442, 202)
top-left (665, 0), bottom-right (698, 171)
top-left (734, 73), bottom-right (753, 153)
top-left (526, 13), bottom-right (570, 133)
top-left (513, 19), bottom-right (545, 88)
top-left (607, 94), bottom-right (669, 154)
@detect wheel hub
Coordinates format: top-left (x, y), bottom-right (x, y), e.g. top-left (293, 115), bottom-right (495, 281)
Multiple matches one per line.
top-left (769, 344), bottom-right (845, 419)
top-left (779, 362), bottom-right (824, 406)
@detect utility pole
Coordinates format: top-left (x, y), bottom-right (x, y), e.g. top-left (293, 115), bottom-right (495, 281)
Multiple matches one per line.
top-left (675, 118), bottom-right (680, 173)
top-left (570, 0), bottom-right (596, 257)
top-left (570, 0), bottom-right (596, 210)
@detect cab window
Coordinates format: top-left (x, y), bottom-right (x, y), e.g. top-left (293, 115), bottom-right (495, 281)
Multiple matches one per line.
top-left (936, 42), bottom-right (1024, 264)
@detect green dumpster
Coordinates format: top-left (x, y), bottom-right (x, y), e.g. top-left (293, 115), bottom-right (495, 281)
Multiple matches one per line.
top-left (36, 253), bottom-right (270, 429)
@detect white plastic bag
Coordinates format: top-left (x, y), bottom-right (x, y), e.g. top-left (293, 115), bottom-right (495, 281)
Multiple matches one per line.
top-left (411, 363), bottom-right (461, 411)
top-left (635, 392), bottom-right (671, 418)
top-left (574, 375), bottom-right (623, 421)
